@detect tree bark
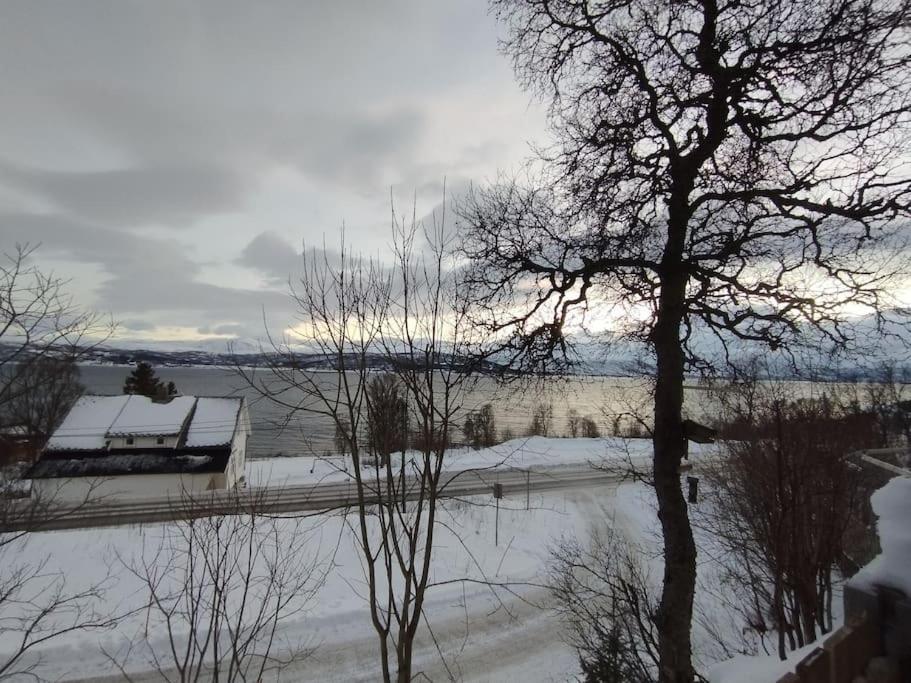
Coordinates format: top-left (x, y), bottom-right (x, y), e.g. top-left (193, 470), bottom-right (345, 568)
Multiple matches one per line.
top-left (653, 305), bottom-right (697, 682)
top-left (651, 184), bottom-right (698, 681)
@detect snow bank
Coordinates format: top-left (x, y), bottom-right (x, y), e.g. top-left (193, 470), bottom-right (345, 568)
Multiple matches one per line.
top-left (850, 475), bottom-right (911, 597)
top-left (707, 640), bottom-right (823, 683)
top-left (248, 435), bottom-right (672, 486)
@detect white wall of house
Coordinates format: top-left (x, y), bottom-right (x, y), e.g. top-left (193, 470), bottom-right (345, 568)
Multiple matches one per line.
top-left (32, 471), bottom-right (229, 503)
top-left (224, 404), bottom-right (250, 489)
top-left (107, 435), bottom-right (180, 449)
top-left (225, 424), bottom-right (248, 489)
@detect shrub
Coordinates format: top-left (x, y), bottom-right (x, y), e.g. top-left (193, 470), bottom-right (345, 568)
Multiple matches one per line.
top-left (365, 374), bottom-right (408, 464)
top-left (463, 403), bottom-right (497, 449)
top-left (566, 409), bottom-right (581, 437)
top-left (527, 402), bottom-right (553, 437)
top-left (580, 416), bottom-right (600, 438)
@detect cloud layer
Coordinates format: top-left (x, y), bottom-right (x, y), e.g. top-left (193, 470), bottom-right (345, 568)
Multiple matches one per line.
top-left (0, 1), bottom-right (546, 345)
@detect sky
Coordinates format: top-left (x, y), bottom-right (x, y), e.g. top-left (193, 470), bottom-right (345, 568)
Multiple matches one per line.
top-left (0, 1), bottom-right (548, 347)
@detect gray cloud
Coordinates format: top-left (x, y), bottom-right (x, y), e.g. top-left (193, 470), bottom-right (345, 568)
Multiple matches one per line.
top-left (238, 231), bottom-right (354, 286)
top-left (44, 84), bottom-right (428, 199)
top-left (197, 323), bottom-right (243, 336)
top-left (0, 1), bottom-right (545, 343)
top-left (0, 159), bottom-right (248, 227)
top-left (237, 232), bottom-right (304, 286)
top-left (120, 319), bottom-right (158, 332)
top-left (0, 211), bottom-right (293, 332)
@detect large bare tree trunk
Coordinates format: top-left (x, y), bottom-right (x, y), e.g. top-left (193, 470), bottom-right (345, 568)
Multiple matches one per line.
top-left (652, 203), bottom-right (696, 682)
top-left (653, 339), bottom-right (696, 683)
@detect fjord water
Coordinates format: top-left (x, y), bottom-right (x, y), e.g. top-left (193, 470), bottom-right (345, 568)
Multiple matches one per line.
top-left (75, 364), bottom-right (823, 458)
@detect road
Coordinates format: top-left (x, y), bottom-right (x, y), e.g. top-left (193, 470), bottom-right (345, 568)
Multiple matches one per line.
top-left (65, 485), bottom-right (608, 683)
top-left (5, 462), bottom-right (661, 532)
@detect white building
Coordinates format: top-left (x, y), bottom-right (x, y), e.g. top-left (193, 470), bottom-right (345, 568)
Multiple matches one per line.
top-left (30, 394), bottom-right (250, 502)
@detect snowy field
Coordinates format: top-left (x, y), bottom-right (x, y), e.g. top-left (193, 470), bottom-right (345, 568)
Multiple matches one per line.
top-left (1, 438), bottom-right (835, 682)
top-left (3, 485), bottom-right (602, 681)
top-left (245, 435), bottom-right (715, 488)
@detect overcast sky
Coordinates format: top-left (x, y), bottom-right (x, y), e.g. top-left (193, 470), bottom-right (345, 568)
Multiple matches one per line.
top-left (0, 1), bottom-right (547, 346)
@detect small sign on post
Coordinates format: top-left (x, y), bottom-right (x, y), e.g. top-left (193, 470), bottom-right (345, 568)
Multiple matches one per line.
top-left (686, 475), bottom-right (699, 504)
top-left (493, 482), bottom-right (503, 546)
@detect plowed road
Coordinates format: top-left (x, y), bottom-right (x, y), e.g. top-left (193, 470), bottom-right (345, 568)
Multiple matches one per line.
top-left (6, 462), bottom-right (678, 531)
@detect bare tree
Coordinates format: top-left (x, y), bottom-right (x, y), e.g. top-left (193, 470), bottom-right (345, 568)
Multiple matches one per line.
top-left (864, 361), bottom-right (911, 447)
top-left (0, 478), bottom-right (116, 681)
top-left (0, 246), bottom-right (116, 679)
top-left (237, 195), bottom-right (480, 682)
top-left (463, 403), bottom-right (498, 449)
top-left (566, 408), bottom-right (581, 437)
top-left (366, 373), bottom-right (409, 466)
top-left (550, 526), bottom-right (660, 682)
top-left (0, 356), bottom-right (83, 462)
top-left (527, 401), bottom-right (554, 437)
top-left (580, 415), bottom-right (600, 439)
top-left (104, 489), bottom-right (323, 683)
top-left (0, 245), bottom-right (112, 412)
top-left (459, 2), bottom-right (911, 679)
top-left (698, 372), bottom-right (879, 659)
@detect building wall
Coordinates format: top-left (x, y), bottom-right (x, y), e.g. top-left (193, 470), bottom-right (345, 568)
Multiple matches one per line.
top-left (107, 435), bottom-right (180, 449)
top-left (32, 472), bottom-right (222, 503)
top-left (225, 417), bottom-right (249, 489)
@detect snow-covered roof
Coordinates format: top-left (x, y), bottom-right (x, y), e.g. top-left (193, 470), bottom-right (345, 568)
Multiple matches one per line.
top-left (45, 395), bottom-right (132, 451)
top-left (185, 397), bottom-right (244, 447)
top-left (44, 394), bottom-right (247, 452)
top-left (108, 395), bottom-right (197, 437)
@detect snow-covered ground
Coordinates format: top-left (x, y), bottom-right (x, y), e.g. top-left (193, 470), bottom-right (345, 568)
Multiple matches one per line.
top-left (848, 475), bottom-right (911, 597)
top-left (246, 435), bottom-right (700, 487)
top-left (2, 485), bottom-right (602, 681)
top-left (1, 438), bottom-right (771, 682)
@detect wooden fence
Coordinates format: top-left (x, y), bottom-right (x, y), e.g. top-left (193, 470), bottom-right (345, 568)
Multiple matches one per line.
top-left (775, 613), bottom-right (882, 683)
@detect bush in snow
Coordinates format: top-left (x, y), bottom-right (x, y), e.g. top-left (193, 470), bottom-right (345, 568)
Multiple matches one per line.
top-left (580, 416), bottom-right (601, 438)
top-left (702, 374), bottom-right (880, 660)
top-left (463, 403), bottom-right (497, 449)
top-left (549, 528), bottom-right (658, 683)
top-left (527, 402), bottom-right (554, 437)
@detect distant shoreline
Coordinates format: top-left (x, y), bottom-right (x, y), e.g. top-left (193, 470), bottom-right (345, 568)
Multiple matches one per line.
top-left (73, 359), bottom-right (895, 385)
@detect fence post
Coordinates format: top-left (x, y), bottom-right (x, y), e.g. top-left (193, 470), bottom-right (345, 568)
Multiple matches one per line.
top-left (493, 481), bottom-right (503, 546)
top-left (526, 470), bottom-right (530, 510)
top-left (795, 648), bottom-right (830, 683)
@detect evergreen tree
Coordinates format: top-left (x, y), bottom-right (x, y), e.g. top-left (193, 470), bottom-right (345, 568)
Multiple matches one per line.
top-left (123, 362), bottom-right (177, 399)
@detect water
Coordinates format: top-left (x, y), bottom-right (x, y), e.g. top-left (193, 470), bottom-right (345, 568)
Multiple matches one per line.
top-left (74, 365), bottom-right (835, 458)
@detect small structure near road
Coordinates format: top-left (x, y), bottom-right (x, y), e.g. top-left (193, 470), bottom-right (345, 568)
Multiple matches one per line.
top-left (28, 394), bottom-right (250, 502)
top-left (0, 425), bottom-right (32, 466)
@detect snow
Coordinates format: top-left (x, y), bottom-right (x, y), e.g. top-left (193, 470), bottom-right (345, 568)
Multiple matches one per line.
top-left (4, 437), bottom-right (735, 682)
top-left (248, 435), bottom-right (711, 487)
top-left (45, 394), bottom-right (244, 450)
top-left (44, 395), bottom-right (131, 450)
top-left (185, 397), bottom-right (242, 447)
top-left (0, 487), bottom-right (595, 681)
top-left (707, 640), bottom-right (824, 683)
top-left (108, 395), bottom-right (197, 436)
top-left (849, 475), bottom-right (911, 597)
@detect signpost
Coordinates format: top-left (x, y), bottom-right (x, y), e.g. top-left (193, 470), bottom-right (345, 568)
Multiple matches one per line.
top-left (493, 482), bottom-right (503, 546)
